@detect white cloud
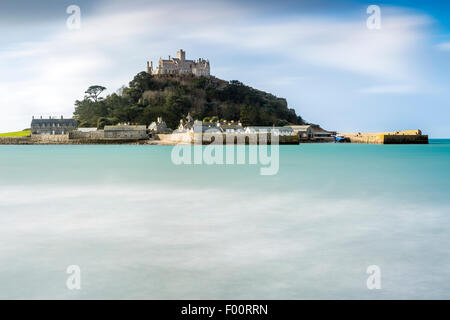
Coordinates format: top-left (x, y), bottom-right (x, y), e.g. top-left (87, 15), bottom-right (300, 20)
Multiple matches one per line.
top-left (436, 42), bottom-right (450, 51)
top-left (183, 14), bottom-right (430, 81)
top-left (361, 84), bottom-right (415, 94)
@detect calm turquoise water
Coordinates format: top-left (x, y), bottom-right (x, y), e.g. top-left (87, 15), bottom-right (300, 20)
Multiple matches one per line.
top-left (0, 140), bottom-right (449, 299)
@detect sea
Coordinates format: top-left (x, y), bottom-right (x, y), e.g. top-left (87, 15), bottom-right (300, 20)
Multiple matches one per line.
top-left (0, 140), bottom-right (449, 299)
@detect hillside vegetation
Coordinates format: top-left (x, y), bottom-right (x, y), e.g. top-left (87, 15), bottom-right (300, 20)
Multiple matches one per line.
top-left (73, 73), bottom-right (306, 129)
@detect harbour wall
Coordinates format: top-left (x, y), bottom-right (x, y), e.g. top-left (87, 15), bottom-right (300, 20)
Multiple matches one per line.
top-left (0, 137), bottom-right (34, 145)
top-left (156, 132), bottom-right (300, 145)
top-left (69, 130), bottom-right (148, 140)
top-left (339, 130), bottom-right (429, 145)
top-left (1, 132), bottom-right (299, 145)
top-left (0, 134), bottom-right (69, 144)
top-left (0, 134), bottom-right (148, 145)
top-left (156, 133), bottom-right (193, 144)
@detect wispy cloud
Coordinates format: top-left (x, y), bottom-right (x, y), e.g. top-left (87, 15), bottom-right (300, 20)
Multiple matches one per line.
top-left (183, 13), bottom-right (430, 81)
top-left (436, 42), bottom-right (450, 51)
top-left (361, 84), bottom-right (415, 94)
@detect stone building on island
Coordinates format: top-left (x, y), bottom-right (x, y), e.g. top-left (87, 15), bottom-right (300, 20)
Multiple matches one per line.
top-left (31, 116), bottom-right (78, 135)
top-left (103, 125), bottom-right (148, 139)
top-left (148, 117), bottom-right (172, 134)
top-left (147, 49), bottom-right (210, 77)
top-left (288, 125), bottom-right (336, 142)
top-left (175, 113), bottom-right (244, 133)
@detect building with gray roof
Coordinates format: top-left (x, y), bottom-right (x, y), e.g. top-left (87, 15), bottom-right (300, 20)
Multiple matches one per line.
top-left (31, 116), bottom-right (78, 135)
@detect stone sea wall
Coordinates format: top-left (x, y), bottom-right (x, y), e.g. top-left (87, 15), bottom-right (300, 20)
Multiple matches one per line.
top-left (0, 134), bottom-right (69, 144)
top-left (0, 137), bottom-right (33, 145)
top-left (156, 133), bottom-right (193, 144)
top-left (69, 131), bottom-right (105, 139)
top-left (156, 132), bottom-right (300, 145)
top-left (0, 133), bottom-right (148, 145)
top-left (340, 130), bottom-right (429, 144)
top-left (70, 130), bottom-right (148, 140)
top-left (32, 134), bottom-right (70, 143)
top-left (1, 131), bottom-right (297, 145)
top-left (201, 133), bottom-right (300, 145)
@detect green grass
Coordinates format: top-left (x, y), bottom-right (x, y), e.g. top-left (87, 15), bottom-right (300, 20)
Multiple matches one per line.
top-left (0, 130), bottom-right (31, 137)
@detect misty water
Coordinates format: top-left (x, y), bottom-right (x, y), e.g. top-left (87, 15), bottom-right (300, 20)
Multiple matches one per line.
top-left (0, 141), bottom-right (449, 299)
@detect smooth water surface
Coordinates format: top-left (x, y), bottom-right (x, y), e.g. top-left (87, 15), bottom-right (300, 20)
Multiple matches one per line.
top-left (0, 140), bottom-right (449, 299)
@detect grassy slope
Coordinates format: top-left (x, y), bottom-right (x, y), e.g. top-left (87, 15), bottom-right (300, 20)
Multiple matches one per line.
top-left (0, 130), bottom-right (31, 137)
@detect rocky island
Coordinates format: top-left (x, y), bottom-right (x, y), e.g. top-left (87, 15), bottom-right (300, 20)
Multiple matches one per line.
top-left (0, 49), bottom-right (427, 145)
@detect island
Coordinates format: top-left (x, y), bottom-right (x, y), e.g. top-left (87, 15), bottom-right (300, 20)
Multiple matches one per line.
top-left (0, 49), bottom-right (427, 145)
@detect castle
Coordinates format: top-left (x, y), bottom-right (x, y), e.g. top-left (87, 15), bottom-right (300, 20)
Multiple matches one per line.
top-left (146, 49), bottom-right (210, 77)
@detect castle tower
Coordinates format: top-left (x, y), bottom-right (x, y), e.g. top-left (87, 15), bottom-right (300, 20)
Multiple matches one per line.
top-left (177, 49), bottom-right (186, 61)
top-left (147, 61), bottom-right (154, 74)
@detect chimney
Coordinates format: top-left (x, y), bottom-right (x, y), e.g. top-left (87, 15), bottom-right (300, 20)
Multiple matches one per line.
top-left (147, 61), bottom-right (150, 73)
top-left (40, 116), bottom-right (42, 119)
top-left (61, 115), bottom-right (63, 119)
top-left (32, 116), bottom-right (34, 120)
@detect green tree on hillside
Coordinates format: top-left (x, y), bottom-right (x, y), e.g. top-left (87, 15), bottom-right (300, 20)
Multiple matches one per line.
top-left (240, 105), bottom-right (260, 126)
top-left (85, 85), bottom-right (106, 102)
top-left (72, 74), bottom-right (306, 128)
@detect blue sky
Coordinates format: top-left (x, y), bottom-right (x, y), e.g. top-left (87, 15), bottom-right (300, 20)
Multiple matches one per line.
top-left (0, 0), bottom-right (449, 137)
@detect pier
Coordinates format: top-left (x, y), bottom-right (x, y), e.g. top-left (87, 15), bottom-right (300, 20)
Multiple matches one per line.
top-left (338, 130), bottom-right (428, 144)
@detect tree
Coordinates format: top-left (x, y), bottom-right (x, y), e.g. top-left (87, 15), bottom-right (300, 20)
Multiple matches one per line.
top-left (275, 119), bottom-right (289, 127)
top-left (85, 85), bottom-right (106, 102)
top-left (97, 117), bottom-right (118, 129)
top-left (72, 74), bottom-right (306, 130)
top-left (74, 99), bottom-right (105, 127)
top-left (97, 117), bottom-right (108, 129)
top-left (240, 105), bottom-right (259, 126)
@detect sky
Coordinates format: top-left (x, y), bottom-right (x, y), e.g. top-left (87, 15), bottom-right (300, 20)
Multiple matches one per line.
top-left (0, 0), bottom-right (449, 137)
